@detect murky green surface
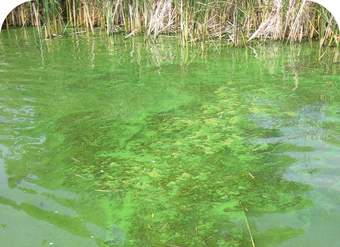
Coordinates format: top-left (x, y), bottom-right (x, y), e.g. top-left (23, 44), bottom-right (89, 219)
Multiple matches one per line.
top-left (0, 29), bottom-right (339, 247)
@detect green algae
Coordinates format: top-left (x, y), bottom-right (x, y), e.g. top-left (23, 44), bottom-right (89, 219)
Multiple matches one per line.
top-left (0, 30), bottom-right (339, 247)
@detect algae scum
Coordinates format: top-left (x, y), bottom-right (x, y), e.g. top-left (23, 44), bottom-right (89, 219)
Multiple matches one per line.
top-left (0, 30), bottom-right (339, 247)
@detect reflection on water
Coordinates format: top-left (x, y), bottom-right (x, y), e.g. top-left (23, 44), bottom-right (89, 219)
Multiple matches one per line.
top-left (0, 29), bottom-right (339, 247)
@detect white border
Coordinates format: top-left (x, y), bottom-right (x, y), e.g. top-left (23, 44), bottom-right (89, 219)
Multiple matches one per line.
top-left (312, 0), bottom-right (340, 29)
top-left (0, 0), bottom-right (32, 31)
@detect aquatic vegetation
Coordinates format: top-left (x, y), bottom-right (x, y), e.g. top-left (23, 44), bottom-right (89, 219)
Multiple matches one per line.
top-left (0, 31), bottom-right (339, 246)
top-left (3, 0), bottom-right (339, 46)
top-left (54, 82), bottom-right (312, 246)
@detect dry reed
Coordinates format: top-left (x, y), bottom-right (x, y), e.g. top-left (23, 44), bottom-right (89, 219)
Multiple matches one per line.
top-left (3, 0), bottom-right (339, 46)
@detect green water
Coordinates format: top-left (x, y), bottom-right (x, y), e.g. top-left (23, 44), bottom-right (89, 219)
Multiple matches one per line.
top-left (0, 30), bottom-right (339, 247)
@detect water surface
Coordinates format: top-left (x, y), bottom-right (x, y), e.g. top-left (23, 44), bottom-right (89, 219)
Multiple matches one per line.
top-left (0, 30), bottom-right (339, 247)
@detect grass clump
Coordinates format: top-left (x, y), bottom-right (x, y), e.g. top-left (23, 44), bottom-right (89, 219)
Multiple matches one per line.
top-left (4, 0), bottom-right (339, 46)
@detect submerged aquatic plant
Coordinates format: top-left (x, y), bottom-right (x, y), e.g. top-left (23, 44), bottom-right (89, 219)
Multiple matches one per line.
top-left (3, 0), bottom-right (339, 46)
top-left (55, 81), bottom-right (312, 246)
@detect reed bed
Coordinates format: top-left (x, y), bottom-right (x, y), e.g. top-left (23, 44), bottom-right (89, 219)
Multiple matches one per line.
top-left (4, 0), bottom-right (339, 46)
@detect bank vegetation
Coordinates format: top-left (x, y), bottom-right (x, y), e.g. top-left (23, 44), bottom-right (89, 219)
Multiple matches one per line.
top-left (4, 0), bottom-right (339, 46)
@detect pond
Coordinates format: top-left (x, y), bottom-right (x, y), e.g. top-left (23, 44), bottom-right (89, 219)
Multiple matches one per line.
top-left (0, 29), bottom-right (339, 247)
